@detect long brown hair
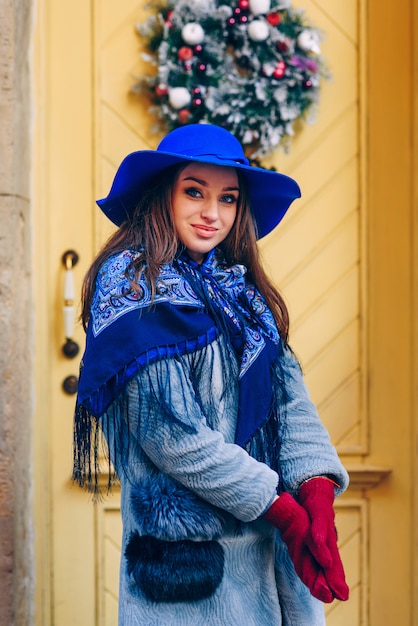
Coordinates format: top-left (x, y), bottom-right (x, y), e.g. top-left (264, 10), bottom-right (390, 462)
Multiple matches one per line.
top-left (81, 163), bottom-right (289, 340)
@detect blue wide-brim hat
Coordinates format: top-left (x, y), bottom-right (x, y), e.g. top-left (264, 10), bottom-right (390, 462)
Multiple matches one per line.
top-left (97, 124), bottom-right (301, 239)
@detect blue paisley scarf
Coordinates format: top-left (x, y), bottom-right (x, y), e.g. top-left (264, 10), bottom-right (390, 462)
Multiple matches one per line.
top-left (74, 247), bottom-right (286, 493)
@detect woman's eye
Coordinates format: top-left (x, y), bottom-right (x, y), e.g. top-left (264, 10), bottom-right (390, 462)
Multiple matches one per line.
top-left (221, 194), bottom-right (238, 205)
top-left (185, 187), bottom-right (202, 198)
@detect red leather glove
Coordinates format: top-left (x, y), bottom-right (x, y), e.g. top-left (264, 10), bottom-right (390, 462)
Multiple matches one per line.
top-left (263, 493), bottom-right (333, 603)
top-left (298, 477), bottom-right (349, 601)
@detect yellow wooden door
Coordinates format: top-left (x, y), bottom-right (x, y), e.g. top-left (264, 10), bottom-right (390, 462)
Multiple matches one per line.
top-left (33, 1), bottom-right (414, 625)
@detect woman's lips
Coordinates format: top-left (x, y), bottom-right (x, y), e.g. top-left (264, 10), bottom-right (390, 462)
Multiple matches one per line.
top-left (191, 224), bottom-right (218, 238)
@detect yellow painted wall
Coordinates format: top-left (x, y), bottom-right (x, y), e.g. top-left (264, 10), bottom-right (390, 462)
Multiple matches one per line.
top-left (33, 1), bottom-right (417, 624)
top-left (366, 2), bottom-right (416, 623)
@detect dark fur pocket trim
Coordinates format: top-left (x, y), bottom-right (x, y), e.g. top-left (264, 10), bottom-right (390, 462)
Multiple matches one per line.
top-left (125, 532), bottom-right (224, 602)
top-left (130, 475), bottom-right (225, 541)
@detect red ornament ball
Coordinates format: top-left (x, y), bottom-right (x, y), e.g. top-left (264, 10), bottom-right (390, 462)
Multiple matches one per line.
top-left (239, 0), bottom-right (249, 9)
top-left (178, 46), bottom-right (193, 61)
top-left (178, 109), bottom-right (191, 124)
top-left (273, 61), bottom-right (286, 79)
top-left (267, 12), bottom-right (281, 26)
top-left (155, 83), bottom-right (169, 97)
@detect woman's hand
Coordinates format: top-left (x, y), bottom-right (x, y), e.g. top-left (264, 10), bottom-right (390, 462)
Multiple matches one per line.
top-left (298, 477), bottom-right (349, 601)
top-left (263, 493), bottom-right (334, 603)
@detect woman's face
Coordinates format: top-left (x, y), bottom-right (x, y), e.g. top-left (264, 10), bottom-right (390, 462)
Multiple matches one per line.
top-left (172, 163), bottom-right (239, 263)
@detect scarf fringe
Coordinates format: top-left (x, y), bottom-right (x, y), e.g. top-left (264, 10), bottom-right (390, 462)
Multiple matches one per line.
top-left (72, 404), bottom-right (117, 499)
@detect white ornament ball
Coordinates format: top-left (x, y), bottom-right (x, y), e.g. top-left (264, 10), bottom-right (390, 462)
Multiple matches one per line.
top-left (181, 22), bottom-right (205, 46)
top-left (249, 0), bottom-right (271, 15)
top-left (297, 30), bottom-right (321, 54)
top-left (168, 87), bottom-right (191, 110)
top-left (248, 19), bottom-right (270, 42)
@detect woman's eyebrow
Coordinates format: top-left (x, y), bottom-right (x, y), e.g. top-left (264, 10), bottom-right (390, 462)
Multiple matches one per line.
top-left (182, 176), bottom-right (208, 186)
top-left (182, 176), bottom-right (239, 192)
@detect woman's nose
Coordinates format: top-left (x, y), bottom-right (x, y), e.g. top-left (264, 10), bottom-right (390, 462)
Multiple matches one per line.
top-left (200, 197), bottom-right (219, 220)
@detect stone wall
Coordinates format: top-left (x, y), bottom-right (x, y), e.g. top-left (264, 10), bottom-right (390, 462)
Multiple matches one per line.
top-left (0, 0), bottom-right (34, 623)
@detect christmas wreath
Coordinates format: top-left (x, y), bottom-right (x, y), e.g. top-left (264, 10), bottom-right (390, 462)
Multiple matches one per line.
top-left (134, 0), bottom-right (328, 157)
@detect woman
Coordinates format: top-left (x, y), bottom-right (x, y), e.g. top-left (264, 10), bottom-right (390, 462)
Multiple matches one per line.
top-left (73, 124), bottom-right (349, 625)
